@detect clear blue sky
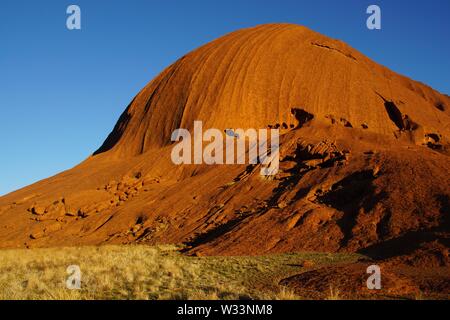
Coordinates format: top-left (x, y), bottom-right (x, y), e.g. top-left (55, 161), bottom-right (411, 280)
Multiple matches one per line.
top-left (0, 0), bottom-right (449, 196)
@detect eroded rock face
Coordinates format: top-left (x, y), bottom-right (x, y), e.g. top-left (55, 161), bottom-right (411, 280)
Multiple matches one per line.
top-left (0, 24), bottom-right (448, 264)
top-left (91, 24), bottom-right (450, 157)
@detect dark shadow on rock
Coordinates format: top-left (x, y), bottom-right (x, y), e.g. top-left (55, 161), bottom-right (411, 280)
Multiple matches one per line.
top-left (316, 170), bottom-right (386, 248)
top-left (358, 230), bottom-right (445, 260)
top-left (291, 108), bottom-right (314, 129)
top-left (359, 194), bottom-right (449, 260)
top-left (93, 99), bottom-right (134, 155)
top-left (375, 92), bottom-right (418, 131)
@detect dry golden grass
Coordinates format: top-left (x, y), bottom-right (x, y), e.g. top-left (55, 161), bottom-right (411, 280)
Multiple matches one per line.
top-left (326, 286), bottom-right (342, 300)
top-left (0, 245), bottom-right (359, 300)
